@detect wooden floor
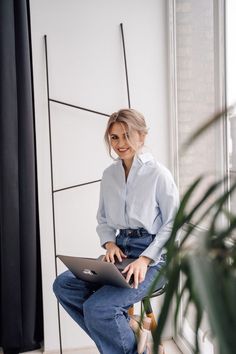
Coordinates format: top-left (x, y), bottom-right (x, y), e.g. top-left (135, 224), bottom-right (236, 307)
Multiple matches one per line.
top-left (68, 340), bottom-right (182, 353)
top-left (1, 339), bottom-right (182, 354)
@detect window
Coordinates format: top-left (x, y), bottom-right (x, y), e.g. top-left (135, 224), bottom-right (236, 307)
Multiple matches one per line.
top-left (174, 0), bottom-right (226, 228)
top-left (168, 0), bottom-right (226, 353)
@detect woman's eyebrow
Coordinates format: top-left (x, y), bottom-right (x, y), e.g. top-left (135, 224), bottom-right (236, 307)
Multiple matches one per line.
top-left (110, 132), bottom-right (129, 137)
top-left (123, 132), bottom-right (129, 137)
top-left (110, 134), bottom-right (118, 138)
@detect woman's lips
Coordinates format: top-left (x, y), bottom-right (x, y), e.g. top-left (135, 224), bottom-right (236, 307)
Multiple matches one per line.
top-left (117, 148), bottom-right (129, 153)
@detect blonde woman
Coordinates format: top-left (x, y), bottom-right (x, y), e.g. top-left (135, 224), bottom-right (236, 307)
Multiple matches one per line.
top-left (53, 108), bottom-right (179, 354)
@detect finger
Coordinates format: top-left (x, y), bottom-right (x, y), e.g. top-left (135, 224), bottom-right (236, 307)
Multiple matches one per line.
top-left (139, 268), bottom-right (146, 283)
top-left (120, 250), bottom-right (127, 258)
top-left (134, 269), bottom-right (139, 289)
top-left (116, 250), bottom-right (123, 262)
top-left (105, 253), bottom-right (111, 262)
top-left (102, 255), bottom-right (106, 261)
top-left (110, 253), bottom-right (115, 264)
top-left (121, 265), bottom-right (130, 274)
top-left (125, 269), bottom-right (134, 284)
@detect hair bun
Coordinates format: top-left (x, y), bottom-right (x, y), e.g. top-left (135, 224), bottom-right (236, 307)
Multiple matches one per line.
top-left (111, 112), bottom-right (118, 120)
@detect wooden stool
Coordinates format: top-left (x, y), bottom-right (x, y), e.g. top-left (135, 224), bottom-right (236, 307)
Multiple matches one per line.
top-left (129, 283), bottom-right (167, 354)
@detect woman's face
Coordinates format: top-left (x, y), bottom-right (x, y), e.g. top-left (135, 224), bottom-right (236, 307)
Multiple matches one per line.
top-left (109, 122), bottom-right (144, 161)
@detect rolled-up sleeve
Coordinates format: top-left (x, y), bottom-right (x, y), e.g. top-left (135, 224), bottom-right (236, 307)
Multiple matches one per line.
top-left (140, 170), bottom-right (179, 264)
top-left (96, 177), bottom-right (117, 247)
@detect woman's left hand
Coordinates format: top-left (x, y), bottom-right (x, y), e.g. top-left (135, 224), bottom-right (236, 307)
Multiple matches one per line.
top-left (122, 256), bottom-right (152, 289)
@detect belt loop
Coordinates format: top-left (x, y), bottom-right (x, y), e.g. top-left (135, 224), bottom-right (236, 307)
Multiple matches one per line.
top-left (137, 229), bottom-right (141, 237)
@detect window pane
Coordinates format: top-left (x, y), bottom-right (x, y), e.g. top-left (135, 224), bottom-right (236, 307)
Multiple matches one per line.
top-left (226, 0), bottom-right (236, 217)
top-left (176, 0), bottom-right (225, 227)
top-left (174, 1), bottom-right (227, 353)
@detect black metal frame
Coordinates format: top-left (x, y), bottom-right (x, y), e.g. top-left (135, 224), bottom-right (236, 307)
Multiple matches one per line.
top-left (43, 23), bottom-right (131, 353)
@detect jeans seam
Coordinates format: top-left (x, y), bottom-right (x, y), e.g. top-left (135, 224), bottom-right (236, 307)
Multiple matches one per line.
top-left (114, 312), bottom-right (131, 354)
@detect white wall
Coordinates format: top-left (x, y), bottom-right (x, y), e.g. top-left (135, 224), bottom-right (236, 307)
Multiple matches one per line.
top-left (29, 0), bottom-right (171, 352)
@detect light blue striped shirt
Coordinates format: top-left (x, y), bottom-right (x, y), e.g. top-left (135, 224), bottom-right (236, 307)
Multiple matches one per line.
top-left (96, 152), bottom-right (179, 264)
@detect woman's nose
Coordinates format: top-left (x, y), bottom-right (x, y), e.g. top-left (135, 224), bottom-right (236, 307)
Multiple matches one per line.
top-left (117, 138), bottom-right (127, 147)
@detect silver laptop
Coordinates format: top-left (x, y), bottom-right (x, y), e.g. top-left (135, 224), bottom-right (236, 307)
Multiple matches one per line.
top-left (57, 255), bottom-right (135, 288)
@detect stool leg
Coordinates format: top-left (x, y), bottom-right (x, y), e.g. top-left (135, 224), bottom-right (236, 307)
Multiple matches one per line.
top-left (128, 304), bottom-right (134, 316)
top-left (142, 298), bottom-right (157, 331)
top-left (142, 298), bottom-right (166, 354)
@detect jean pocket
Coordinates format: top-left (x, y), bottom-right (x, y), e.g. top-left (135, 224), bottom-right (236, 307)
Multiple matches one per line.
top-left (115, 234), bottom-right (125, 250)
top-left (116, 232), bottom-right (155, 258)
top-left (129, 235), bottom-right (153, 255)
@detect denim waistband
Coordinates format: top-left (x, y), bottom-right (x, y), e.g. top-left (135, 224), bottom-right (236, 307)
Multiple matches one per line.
top-left (118, 228), bottom-right (155, 237)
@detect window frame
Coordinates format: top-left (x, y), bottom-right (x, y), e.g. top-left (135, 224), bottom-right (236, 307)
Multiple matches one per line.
top-left (167, 0), bottom-right (227, 353)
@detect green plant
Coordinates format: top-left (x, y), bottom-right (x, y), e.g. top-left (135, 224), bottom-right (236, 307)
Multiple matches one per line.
top-left (150, 106), bottom-right (236, 354)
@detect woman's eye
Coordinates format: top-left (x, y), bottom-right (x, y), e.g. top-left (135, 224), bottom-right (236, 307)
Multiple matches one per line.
top-left (111, 136), bottom-right (118, 140)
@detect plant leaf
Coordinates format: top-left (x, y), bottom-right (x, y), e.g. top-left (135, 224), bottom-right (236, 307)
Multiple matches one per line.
top-left (151, 266), bottom-right (180, 352)
top-left (189, 254), bottom-right (236, 354)
top-left (180, 105), bottom-right (235, 153)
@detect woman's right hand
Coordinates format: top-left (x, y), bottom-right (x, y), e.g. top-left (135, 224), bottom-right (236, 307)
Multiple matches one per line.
top-left (103, 242), bottom-right (127, 263)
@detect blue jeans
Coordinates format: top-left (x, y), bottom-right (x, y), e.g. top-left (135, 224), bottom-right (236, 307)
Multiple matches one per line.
top-left (53, 229), bottom-right (166, 354)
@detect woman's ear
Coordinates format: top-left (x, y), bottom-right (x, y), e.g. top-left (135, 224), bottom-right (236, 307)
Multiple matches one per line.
top-left (139, 132), bottom-right (146, 146)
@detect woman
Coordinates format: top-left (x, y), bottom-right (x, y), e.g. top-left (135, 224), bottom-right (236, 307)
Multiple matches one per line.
top-left (53, 108), bottom-right (179, 354)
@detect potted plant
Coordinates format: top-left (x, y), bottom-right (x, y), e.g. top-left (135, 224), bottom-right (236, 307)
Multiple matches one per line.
top-left (149, 106), bottom-right (236, 354)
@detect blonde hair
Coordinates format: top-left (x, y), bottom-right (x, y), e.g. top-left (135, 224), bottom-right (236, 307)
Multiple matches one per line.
top-left (104, 108), bottom-right (148, 158)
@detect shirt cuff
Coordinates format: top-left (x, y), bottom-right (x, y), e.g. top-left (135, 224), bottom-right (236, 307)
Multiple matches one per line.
top-left (96, 225), bottom-right (117, 248)
top-left (140, 246), bottom-right (163, 265)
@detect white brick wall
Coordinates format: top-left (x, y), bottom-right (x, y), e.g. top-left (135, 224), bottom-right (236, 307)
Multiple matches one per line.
top-left (175, 0), bottom-right (220, 218)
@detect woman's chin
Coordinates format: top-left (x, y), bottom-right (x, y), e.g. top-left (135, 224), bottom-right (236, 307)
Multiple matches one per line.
top-left (119, 153), bottom-right (135, 161)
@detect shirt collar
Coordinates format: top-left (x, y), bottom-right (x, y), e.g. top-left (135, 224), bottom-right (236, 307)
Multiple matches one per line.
top-left (137, 152), bottom-right (154, 164)
top-left (116, 152), bottom-right (154, 166)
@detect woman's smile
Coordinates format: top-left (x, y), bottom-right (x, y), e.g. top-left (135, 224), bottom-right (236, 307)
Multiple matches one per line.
top-left (117, 147), bottom-right (130, 153)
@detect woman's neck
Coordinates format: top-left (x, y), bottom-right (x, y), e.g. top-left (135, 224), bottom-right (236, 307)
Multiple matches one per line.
top-left (122, 158), bottom-right (134, 179)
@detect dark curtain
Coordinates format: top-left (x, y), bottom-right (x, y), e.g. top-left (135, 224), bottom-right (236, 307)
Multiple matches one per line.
top-left (0, 0), bottom-right (43, 353)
